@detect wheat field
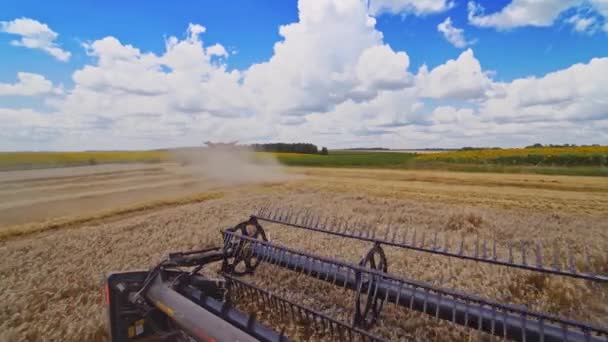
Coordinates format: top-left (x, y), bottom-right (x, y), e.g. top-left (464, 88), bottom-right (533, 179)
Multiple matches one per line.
top-left (0, 166), bottom-right (606, 341)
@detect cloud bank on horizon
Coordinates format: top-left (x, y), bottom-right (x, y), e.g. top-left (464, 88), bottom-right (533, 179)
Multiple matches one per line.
top-left (0, 0), bottom-right (607, 151)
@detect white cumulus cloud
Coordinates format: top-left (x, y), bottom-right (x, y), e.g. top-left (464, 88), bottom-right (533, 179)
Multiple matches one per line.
top-left (416, 49), bottom-right (492, 100)
top-left (0, 72), bottom-right (61, 96)
top-left (0, 18), bottom-right (71, 61)
top-left (368, 0), bottom-right (454, 16)
top-left (467, 0), bottom-right (608, 33)
top-left (437, 17), bottom-right (473, 48)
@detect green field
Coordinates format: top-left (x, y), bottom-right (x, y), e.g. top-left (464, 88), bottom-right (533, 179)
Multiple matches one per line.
top-left (2, 148), bottom-right (607, 176)
top-left (270, 150), bottom-right (416, 167)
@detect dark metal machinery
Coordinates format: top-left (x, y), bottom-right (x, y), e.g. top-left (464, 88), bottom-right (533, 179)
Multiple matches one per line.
top-left (105, 207), bottom-right (608, 342)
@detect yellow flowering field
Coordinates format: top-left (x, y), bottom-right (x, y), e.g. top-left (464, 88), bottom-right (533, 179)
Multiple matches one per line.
top-left (417, 146), bottom-right (608, 166)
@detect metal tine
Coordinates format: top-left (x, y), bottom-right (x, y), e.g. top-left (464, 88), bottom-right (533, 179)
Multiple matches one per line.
top-left (493, 239), bottom-right (497, 261)
top-left (264, 245), bottom-right (274, 264)
top-left (343, 268), bottom-right (352, 289)
top-left (272, 207), bottom-right (280, 220)
top-left (491, 304), bottom-right (496, 337)
top-left (283, 208), bottom-right (292, 222)
top-left (295, 209), bottom-right (305, 225)
top-left (395, 281), bottom-right (403, 307)
top-left (300, 208), bottom-right (308, 227)
top-left (285, 208), bottom-right (295, 224)
top-left (409, 285), bottom-right (415, 310)
top-left (452, 293), bottom-right (457, 323)
top-left (277, 247), bottom-right (286, 268)
top-left (302, 209), bottom-right (311, 227)
top-left (254, 202), bottom-right (263, 216)
top-left (307, 209), bottom-right (319, 228)
top-left (584, 244), bottom-right (594, 275)
top-left (482, 239), bottom-right (488, 259)
top-left (552, 241), bottom-right (561, 271)
top-left (412, 230), bottom-right (417, 247)
top-left (383, 280), bottom-right (391, 303)
top-left (383, 224), bottom-right (391, 242)
top-left (503, 311), bottom-right (508, 339)
top-left (261, 204), bottom-right (270, 218)
top-left (521, 311), bottom-right (527, 342)
top-left (330, 215), bottom-right (338, 233)
top-left (265, 202), bottom-right (275, 217)
top-left (360, 222), bottom-right (368, 238)
top-left (536, 242), bottom-right (544, 269)
top-left (323, 261), bottom-right (331, 282)
top-left (313, 214), bottom-right (321, 228)
top-left (331, 265), bottom-right (339, 286)
top-left (303, 209), bottom-right (313, 226)
top-left (351, 218), bottom-right (360, 237)
top-left (464, 298), bottom-right (469, 329)
top-left (312, 258), bottom-right (322, 280)
top-left (568, 245), bottom-right (577, 273)
top-left (335, 216), bottom-right (343, 233)
top-left (284, 207), bottom-right (293, 222)
top-left (423, 287), bottom-right (429, 314)
top-left (340, 217), bottom-right (347, 233)
top-left (458, 236), bottom-right (464, 256)
top-left (306, 210), bottom-right (316, 227)
top-left (256, 202), bottom-right (268, 216)
top-left (400, 228), bottom-right (408, 245)
top-left (274, 207), bottom-right (283, 221)
top-left (287, 302), bottom-right (296, 321)
top-left (321, 216), bottom-right (330, 230)
top-left (254, 203), bottom-right (263, 216)
top-left (435, 291), bottom-right (441, 320)
top-left (477, 302), bottom-right (482, 331)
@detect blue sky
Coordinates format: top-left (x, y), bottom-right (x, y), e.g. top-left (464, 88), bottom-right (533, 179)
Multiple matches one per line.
top-left (1, 0), bottom-right (607, 150)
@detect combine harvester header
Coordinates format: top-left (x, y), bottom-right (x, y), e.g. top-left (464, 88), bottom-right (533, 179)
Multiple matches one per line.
top-left (105, 205), bottom-right (608, 341)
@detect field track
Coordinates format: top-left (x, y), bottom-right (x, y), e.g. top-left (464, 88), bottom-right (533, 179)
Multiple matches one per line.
top-left (0, 163), bottom-right (221, 228)
top-left (0, 164), bottom-right (607, 341)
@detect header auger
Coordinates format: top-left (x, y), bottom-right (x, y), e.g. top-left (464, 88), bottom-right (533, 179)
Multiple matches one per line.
top-left (105, 206), bottom-right (608, 342)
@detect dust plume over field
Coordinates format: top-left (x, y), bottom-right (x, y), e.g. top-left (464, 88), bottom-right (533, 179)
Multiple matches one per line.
top-left (0, 167), bottom-right (606, 341)
top-left (170, 146), bottom-right (292, 185)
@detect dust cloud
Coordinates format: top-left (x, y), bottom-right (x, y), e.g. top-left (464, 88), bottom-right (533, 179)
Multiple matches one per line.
top-left (170, 146), bottom-right (293, 186)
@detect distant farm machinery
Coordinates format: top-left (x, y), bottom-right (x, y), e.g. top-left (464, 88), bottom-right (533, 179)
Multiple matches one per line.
top-left (105, 205), bottom-right (608, 341)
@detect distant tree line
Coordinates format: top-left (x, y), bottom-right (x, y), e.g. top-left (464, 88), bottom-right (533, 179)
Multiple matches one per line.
top-left (525, 143), bottom-right (601, 148)
top-left (460, 146), bottom-right (502, 151)
top-left (345, 147), bottom-right (389, 150)
top-left (251, 143), bottom-right (325, 154)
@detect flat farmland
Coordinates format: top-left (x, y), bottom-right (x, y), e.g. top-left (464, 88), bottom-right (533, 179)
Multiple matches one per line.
top-left (0, 164), bottom-right (607, 341)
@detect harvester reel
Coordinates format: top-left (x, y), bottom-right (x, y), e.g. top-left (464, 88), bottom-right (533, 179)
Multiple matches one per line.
top-left (354, 242), bottom-right (388, 329)
top-left (222, 217), bottom-right (268, 276)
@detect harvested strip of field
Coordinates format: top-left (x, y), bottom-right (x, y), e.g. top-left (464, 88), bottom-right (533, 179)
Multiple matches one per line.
top-left (0, 163), bottom-right (215, 228)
